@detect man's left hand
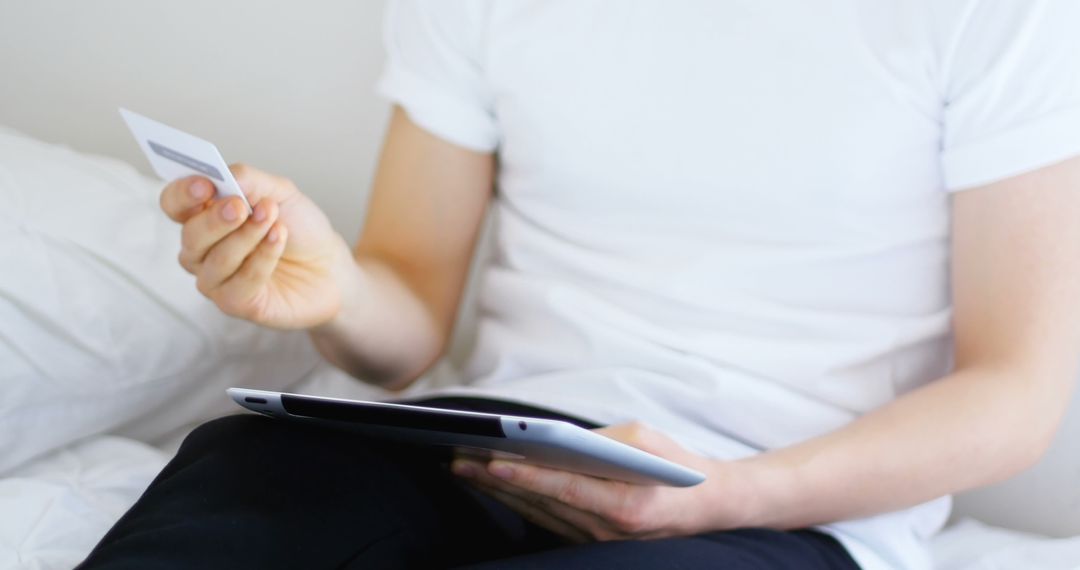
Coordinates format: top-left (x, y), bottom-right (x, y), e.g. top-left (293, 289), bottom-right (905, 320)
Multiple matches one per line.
top-left (451, 422), bottom-right (749, 543)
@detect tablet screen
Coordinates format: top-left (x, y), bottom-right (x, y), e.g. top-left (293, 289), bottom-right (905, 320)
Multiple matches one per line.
top-left (279, 395), bottom-right (508, 438)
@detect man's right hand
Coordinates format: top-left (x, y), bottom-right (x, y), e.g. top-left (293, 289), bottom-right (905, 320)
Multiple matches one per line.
top-left (160, 164), bottom-right (349, 329)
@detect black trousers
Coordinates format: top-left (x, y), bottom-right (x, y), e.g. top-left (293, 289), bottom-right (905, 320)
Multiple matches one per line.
top-left (79, 397), bottom-right (861, 569)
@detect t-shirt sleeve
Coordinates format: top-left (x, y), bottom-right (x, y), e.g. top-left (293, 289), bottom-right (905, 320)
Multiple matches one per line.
top-left (940, 0), bottom-right (1080, 191)
top-left (376, 0), bottom-right (498, 153)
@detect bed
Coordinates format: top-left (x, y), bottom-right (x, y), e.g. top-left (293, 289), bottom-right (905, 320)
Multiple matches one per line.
top-left (2, 128), bottom-right (1078, 569)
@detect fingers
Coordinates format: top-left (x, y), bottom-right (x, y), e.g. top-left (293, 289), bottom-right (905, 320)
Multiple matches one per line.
top-left (160, 176), bottom-right (215, 223)
top-left (230, 223), bottom-right (287, 290)
top-left (594, 422), bottom-right (696, 463)
top-left (453, 460), bottom-right (617, 540)
top-left (178, 196), bottom-right (250, 272)
top-left (195, 199), bottom-right (279, 291)
top-left (212, 223), bottom-right (288, 316)
top-left (594, 422), bottom-right (663, 451)
top-left (472, 483), bottom-right (592, 544)
top-left (484, 460), bottom-right (629, 517)
top-left (162, 164), bottom-right (297, 225)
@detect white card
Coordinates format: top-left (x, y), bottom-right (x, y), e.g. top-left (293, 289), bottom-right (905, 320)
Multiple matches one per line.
top-left (119, 107), bottom-right (251, 212)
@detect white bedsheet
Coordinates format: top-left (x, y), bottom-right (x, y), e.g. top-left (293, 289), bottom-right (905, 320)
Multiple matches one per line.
top-left (1, 430), bottom-right (1077, 570)
top-left (0, 436), bottom-right (168, 570)
top-left (932, 519), bottom-right (1080, 570)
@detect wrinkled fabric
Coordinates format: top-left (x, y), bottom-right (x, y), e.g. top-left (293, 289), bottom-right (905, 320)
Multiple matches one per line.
top-left (0, 437), bottom-right (168, 570)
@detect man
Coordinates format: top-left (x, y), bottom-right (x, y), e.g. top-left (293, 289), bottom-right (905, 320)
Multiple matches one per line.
top-left (82, 1), bottom-right (1080, 568)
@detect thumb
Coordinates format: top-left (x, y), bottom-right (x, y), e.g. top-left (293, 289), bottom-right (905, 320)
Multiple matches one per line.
top-left (229, 163), bottom-right (299, 205)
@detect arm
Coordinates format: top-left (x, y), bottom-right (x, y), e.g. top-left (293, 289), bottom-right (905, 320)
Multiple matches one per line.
top-left (310, 107), bottom-right (495, 390)
top-left (734, 155), bottom-right (1080, 528)
top-left (449, 156), bottom-right (1080, 540)
top-left (160, 106), bottom-right (493, 392)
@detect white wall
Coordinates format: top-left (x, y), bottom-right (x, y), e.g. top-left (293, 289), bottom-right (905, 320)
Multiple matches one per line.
top-left (2, 0), bottom-right (1079, 538)
top-left (0, 0), bottom-right (389, 240)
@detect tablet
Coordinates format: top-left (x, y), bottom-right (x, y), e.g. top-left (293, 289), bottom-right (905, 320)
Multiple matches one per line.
top-left (228, 388), bottom-right (706, 487)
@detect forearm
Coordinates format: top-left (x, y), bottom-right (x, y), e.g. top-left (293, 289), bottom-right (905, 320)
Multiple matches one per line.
top-left (308, 239), bottom-right (447, 391)
top-left (725, 364), bottom-right (1074, 530)
top-left (305, 109), bottom-right (492, 390)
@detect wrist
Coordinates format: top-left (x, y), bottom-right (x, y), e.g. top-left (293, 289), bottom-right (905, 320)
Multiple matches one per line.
top-left (311, 233), bottom-right (363, 333)
top-left (699, 455), bottom-right (793, 531)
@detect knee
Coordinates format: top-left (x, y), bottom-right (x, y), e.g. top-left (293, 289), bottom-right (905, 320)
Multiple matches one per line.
top-left (179, 413), bottom-right (367, 461)
top-left (179, 413), bottom-right (278, 456)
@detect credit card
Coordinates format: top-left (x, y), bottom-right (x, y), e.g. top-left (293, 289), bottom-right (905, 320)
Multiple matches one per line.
top-left (119, 107), bottom-right (252, 212)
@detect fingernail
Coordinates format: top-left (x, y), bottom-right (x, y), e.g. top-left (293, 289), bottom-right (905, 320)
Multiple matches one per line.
top-left (252, 203), bottom-right (267, 223)
top-left (452, 461), bottom-right (476, 478)
top-left (489, 463), bottom-right (514, 480)
top-left (267, 227), bottom-right (280, 243)
top-left (222, 201), bottom-right (239, 222)
top-left (189, 180), bottom-right (210, 200)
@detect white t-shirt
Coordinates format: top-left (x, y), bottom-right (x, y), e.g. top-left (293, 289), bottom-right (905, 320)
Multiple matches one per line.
top-left (375, 1), bottom-right (1080, 569)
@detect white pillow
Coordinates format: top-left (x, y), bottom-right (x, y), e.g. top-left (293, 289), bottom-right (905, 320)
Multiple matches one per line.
top-left (0, 127), bottom-right (322, 474)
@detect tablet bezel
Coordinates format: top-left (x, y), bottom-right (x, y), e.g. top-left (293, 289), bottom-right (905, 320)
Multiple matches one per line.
top-left (227, 388), bottom-right (706, 487)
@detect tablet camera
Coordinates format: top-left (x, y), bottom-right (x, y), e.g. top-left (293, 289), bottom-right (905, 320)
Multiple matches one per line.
top-left (518, 421), bottom-right (528, 431)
